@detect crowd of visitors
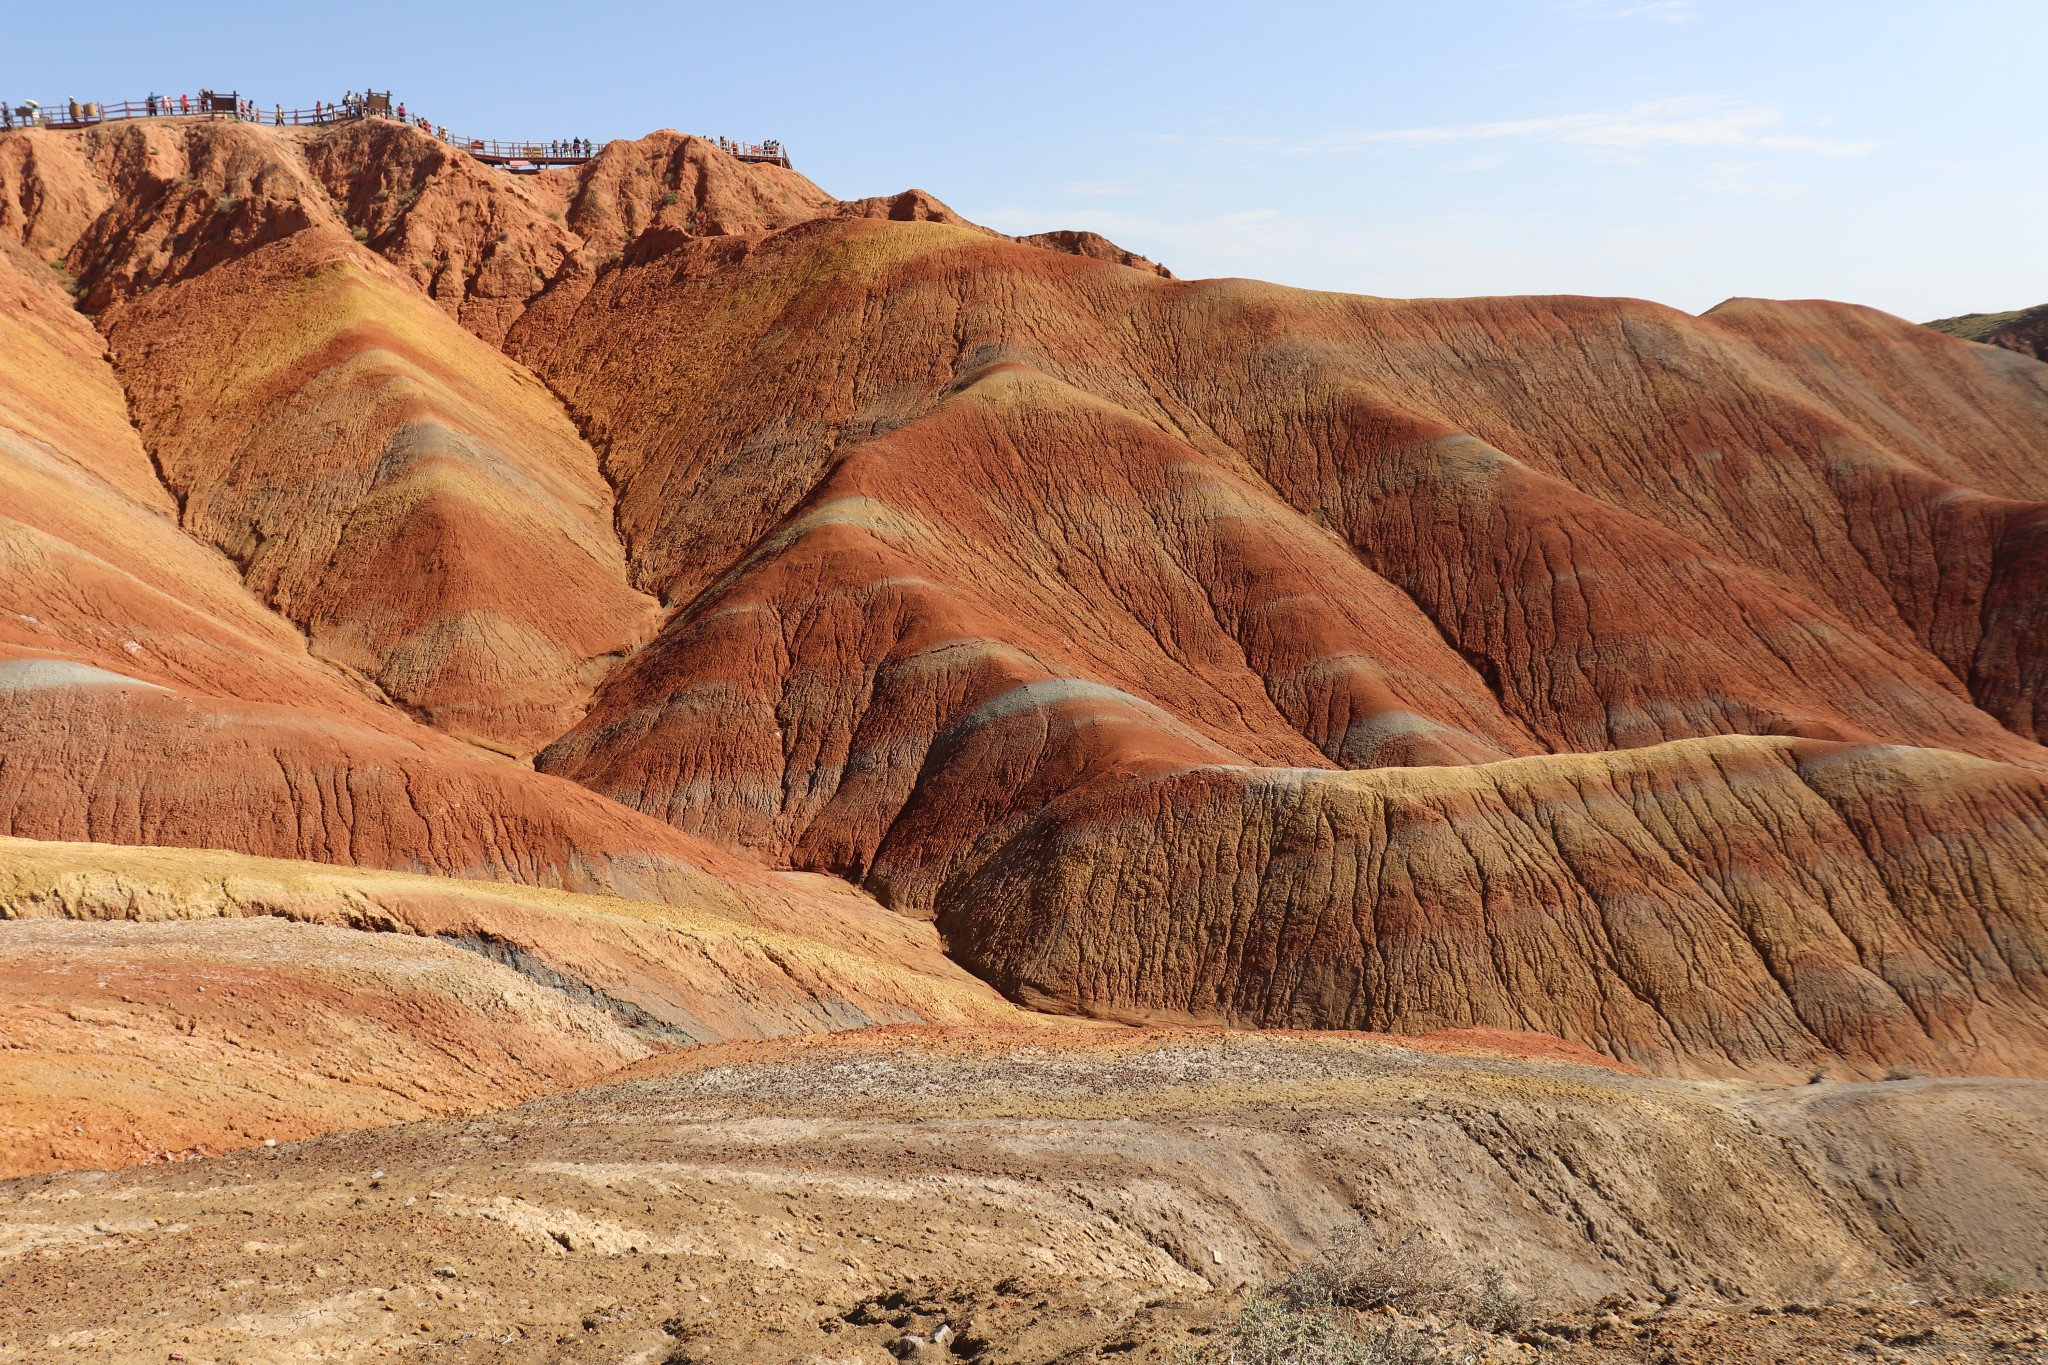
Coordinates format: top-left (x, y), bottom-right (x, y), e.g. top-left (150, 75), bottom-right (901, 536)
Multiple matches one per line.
top-left (1, 90), bottom-right (788, 170)
top-left (717, 136), bottom-right (785, 160)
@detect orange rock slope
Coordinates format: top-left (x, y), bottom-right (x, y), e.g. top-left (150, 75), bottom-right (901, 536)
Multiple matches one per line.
top-left (1, 115), bottom-right (2045, 1103)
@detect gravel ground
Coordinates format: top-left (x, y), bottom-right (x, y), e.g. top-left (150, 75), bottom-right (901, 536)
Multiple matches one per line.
top-left (2, 1028), bottom-right (2043, 1364)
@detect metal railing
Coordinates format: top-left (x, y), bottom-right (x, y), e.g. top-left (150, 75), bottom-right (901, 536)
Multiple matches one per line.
top-left (0, 93), bottom-right (791, 169)
top-left (460, 138), bottom-right (600, 165)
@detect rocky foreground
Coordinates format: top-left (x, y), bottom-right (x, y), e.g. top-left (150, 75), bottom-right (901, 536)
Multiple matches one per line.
top-left (3, 1031), bottom-right (2044, 1363)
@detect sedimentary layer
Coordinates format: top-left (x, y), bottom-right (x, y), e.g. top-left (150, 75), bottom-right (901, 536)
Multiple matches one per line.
top-left (2, 116), bottom-right (2045, 1085)
top-left (0, 836), bottom-right (1025, 1173)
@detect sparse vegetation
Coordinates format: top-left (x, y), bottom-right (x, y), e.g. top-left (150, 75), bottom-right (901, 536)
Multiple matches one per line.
top-left (660, 190), bottom-right (679, 207)
top-left (1971, 1267), bottom-right (2018, 1297)
top-left (397, 188), bottom-right (418, 209)
top-left (1924, 305), bottom-right (2044, 343)
top-left (1185, 1294), bottom-right (1441, 1365)
top-left (1183, 1230), bottom-right (1529, 1365)
top-left (215, 193), bottom-right (240, 213)
top-left (350, 226), bottom-right (369, 243)
top-left (1274, 1229), bottom-right (1528, 1332)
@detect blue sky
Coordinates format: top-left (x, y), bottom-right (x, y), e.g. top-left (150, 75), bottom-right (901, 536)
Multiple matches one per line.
top-left (6, 1), bottom-right (2041, 319)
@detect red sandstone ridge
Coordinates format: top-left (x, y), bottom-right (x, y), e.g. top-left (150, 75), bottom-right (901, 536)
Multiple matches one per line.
top-left (1, 115), bottom-right (2046, 1115)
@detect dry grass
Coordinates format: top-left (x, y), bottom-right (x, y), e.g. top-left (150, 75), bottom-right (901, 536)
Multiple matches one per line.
top-left (1184, 1228), bottom-right (1532, 1365)
top-left (1273, 1229), bottom-right (1530, 1332)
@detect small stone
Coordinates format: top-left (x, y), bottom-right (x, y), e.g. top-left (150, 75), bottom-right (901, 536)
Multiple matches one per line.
top-left (892, 1334), bottom-right (929, 1358)
top-left (262, 1138), bottom-right (277, 1147)
top-left (433, 1266), bottom-right (457, 1278)
top-left (932, 1323), bottom-right (956, 1348)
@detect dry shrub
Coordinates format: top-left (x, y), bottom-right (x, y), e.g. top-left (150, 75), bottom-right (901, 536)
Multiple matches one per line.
top-left (1183, 1229), bottom-right (1530, 1365)
top-left (1205, 1295), bottom-right (1440, 1365)
top-left (1274, 1230), bottom-right (1529, 1333)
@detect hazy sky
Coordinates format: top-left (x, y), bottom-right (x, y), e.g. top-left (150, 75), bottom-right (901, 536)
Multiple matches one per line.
top-left (6, 1), bottom-right (2041, 320)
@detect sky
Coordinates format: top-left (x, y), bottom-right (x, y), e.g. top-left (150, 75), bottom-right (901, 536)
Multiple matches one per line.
top-left (5, 0), bottom-right (2041, 320)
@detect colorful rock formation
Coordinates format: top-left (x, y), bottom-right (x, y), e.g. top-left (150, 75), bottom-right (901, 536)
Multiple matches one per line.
top-left (2, 115), bottom-right (2045, 1134)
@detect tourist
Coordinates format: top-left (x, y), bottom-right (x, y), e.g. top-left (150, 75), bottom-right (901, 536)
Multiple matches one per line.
top-left (146, 93), bottom-right (157, 116)
top-left (179, 93), bottom-right (189, 115)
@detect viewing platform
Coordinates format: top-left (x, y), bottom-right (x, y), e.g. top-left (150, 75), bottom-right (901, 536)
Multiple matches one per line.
top-left (1, 89), bottom-right (790, 171)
